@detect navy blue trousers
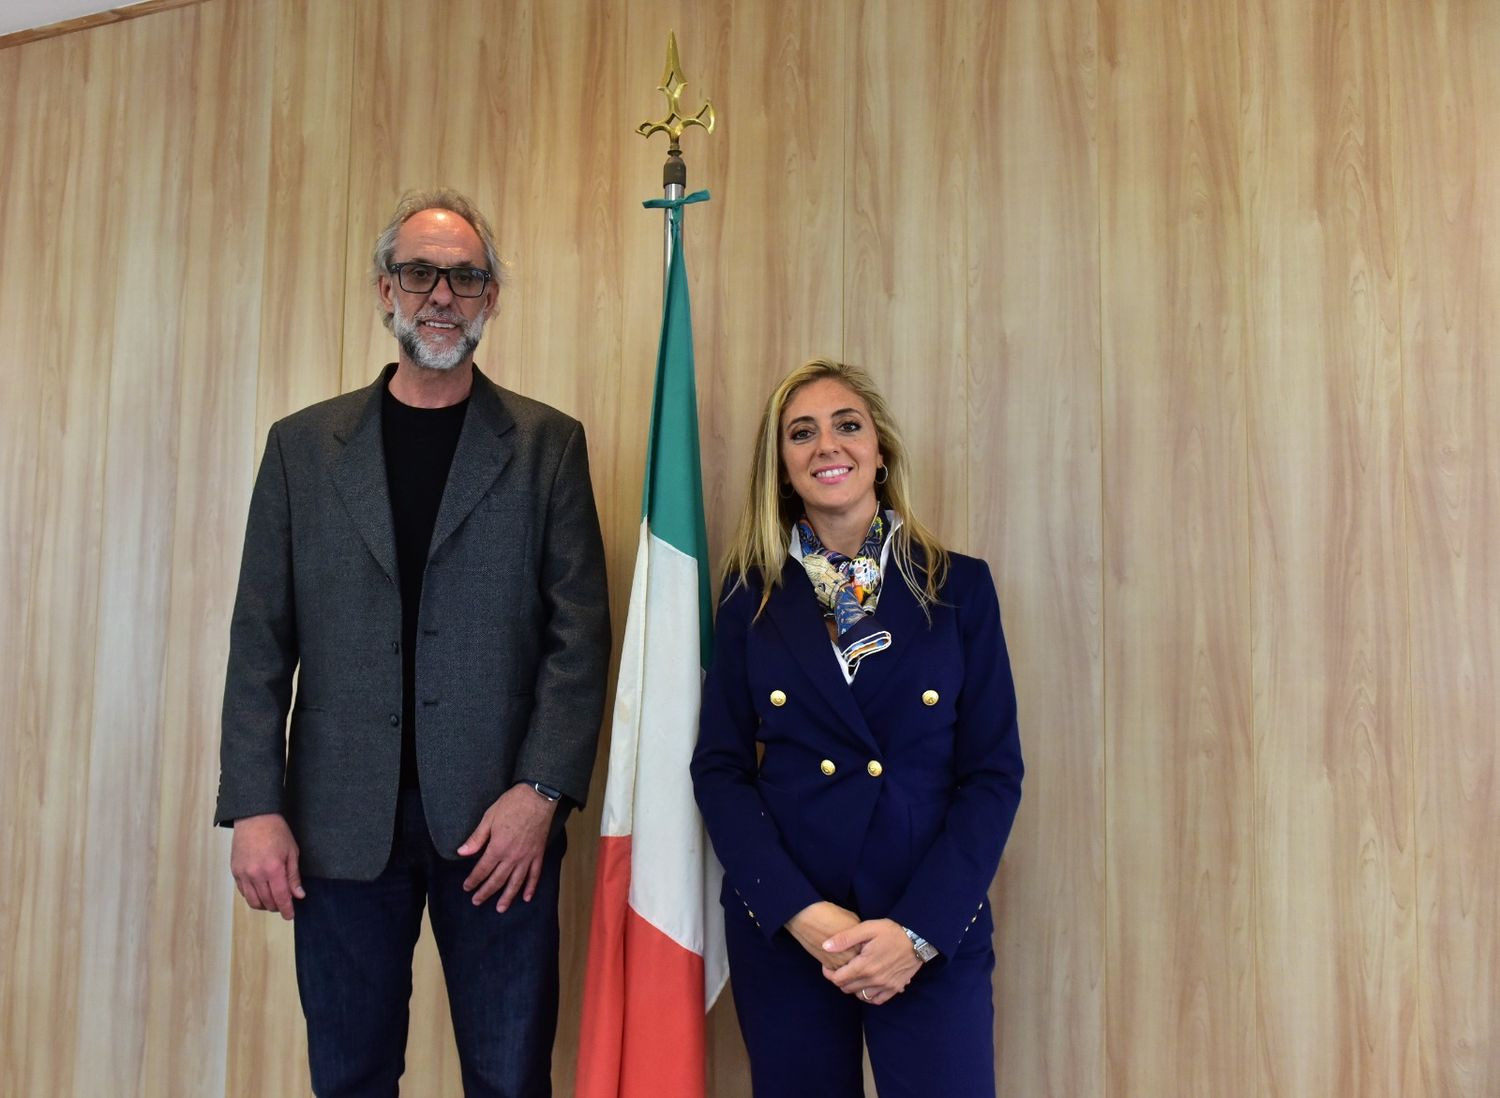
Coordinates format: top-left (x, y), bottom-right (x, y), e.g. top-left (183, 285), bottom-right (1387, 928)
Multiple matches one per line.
top-left (724, 900), bottom-right (997, 1098)
top-left (292, 787), bottom-right (563, 1097)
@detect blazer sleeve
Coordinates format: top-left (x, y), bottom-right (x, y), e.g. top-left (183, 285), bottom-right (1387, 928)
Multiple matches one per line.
top-left (513, 420), bottom-right (612, 805)
top-left (216, 423), bottom-right (299, 825)
top-left (692, 578), bottom-right (823, 939)
top-left (887, 560), bottom-right (1024, 957)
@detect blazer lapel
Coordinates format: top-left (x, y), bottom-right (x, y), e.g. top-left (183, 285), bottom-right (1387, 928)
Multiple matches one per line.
top-left (850, 559), bottom-right (927, 708)
top-left (428, 369), bottom-right (515, 562)
top-left (762, 561), bottom-right (879, 749)
top-left (331, 372), bottom-right (398, 584)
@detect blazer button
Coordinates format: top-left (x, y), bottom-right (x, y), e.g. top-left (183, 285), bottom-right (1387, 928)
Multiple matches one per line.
top-left (866, 759), bottom-right (883, 777)
top-left (389, 713), bottom-right (400, 727)
top-left (769, 690), bottom-right (787, 707)
top-left (820, 759), bottom-right (836, 776)
top-left (922, 689), bottom-right (939, 706)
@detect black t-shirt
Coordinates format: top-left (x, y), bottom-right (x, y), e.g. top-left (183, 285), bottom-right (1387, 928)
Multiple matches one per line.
top-left (382, 380), bottom-right (469, 790)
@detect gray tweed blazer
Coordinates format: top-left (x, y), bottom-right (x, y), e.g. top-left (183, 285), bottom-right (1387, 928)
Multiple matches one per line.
top-left (215, 364), bottom-right (611, 880)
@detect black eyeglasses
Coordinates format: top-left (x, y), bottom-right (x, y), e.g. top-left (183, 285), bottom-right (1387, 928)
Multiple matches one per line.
top-left (388, 262), bottom-right (493, 298)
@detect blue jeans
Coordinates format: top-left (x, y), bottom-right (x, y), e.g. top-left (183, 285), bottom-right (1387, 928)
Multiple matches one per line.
top-left (292, 787), bottom-right (564, 1097)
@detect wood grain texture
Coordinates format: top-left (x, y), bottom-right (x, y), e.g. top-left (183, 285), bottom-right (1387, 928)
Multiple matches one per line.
top-left (843, 0), bottom-right (974, 541)
top-left (1242, 1), bottom-right (1417, 1094)
top-left (226, 2), bottom-right (353, 1095)
top-left (964, 1), bottom-right (1104, 1095)
top-left (71, 9), bottom-right (197, 1090)
top-left (0, 26), bottom-right (124, 1098)
top-left (517, 4), bottom-right (626, 1092)
top-left (1394, 1), bottom-right (1500, 1094)
top-left (143, 2), bottom-right (275, 1094)
top-left (0, 0), bottom-right (208, 51)
top-left (1100, 0), bottom-right (1255, 1094)
top-left (2, 0), bottom-right (1498, 1095)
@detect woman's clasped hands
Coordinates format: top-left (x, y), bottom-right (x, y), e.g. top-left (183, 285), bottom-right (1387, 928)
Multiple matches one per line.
top-left (787, 902), bottom-right (925, 1007)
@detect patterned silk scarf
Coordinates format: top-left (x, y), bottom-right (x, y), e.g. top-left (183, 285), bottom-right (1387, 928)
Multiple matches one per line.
top-left (796, 514), bottom-right (893, 672)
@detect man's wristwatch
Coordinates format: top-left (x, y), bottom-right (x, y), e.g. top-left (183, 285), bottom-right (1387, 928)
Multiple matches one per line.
top-left (525, 780), bottom-right (562, 803)
top-left (903, 926), bottom-right (939, 963)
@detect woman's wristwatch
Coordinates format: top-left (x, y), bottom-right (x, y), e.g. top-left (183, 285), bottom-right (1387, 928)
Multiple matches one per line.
top-left (903, 926), bottom-right (939, 963)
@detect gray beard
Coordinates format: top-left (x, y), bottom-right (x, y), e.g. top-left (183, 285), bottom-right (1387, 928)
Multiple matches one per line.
top-left (392, 301), bottom-right (487, 372)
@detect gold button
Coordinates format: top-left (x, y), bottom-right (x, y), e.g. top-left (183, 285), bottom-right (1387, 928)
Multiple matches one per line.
top-left (922, 690), bottom-right (939, 706)
top-left (867, 760), bottom-right (884, 777)
top-left (770, 690), bottom-right (786, 707)
top-left (820, 759), bottom-right (836, 776)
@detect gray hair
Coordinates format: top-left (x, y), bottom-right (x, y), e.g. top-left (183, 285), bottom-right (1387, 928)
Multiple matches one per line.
top-left (371, 188), bottom-right (506, 329)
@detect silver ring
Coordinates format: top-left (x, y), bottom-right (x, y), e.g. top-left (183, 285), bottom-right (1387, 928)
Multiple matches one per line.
top-left (861, 988), bottom-right (873, 1002)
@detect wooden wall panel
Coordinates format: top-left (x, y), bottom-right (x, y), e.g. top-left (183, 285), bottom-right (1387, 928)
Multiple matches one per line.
top-left (1099, 1), bottom-right (1255, 1094)
top-left (71, 9), bottom-right (198, 1090)
top-left (685, 0), bottom-right (847, 564)
top-left (1242, 2), bottom-right (1417, 1094)
top-left (1395, 1), bottom-right (1500, 1094)
top-left (227, 2), bottom-right (353, 1095)
top-left (519, 4), bottom-right (627, 1092)
top-left (2, 0), bottom-right (1499, 1094)
top-left (965, 1), bottom-right (1103, 1095)
top-left (844, 0), bottom-right (975, 539)
top-left (0, 27), bottom-right (125, 1098)
top-left (143, 3), bottom-right (276, 1094)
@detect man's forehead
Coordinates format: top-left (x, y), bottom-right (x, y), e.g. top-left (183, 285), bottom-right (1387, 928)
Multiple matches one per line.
top-left (393, 208), bottom-right (484, 261)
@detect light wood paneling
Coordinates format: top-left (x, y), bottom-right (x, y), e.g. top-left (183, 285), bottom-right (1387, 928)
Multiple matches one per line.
top-left (686, 0), bottom-right (847, 564)
top-left (226, 3), bottom-right (354, 1096)
top-left (1100, 1), bottom-right (1255, 1094)
top-left (0, 0), bottom-right (208, 51)
top-left (1242, 2), bottom-right (1417, 1094)
top-left (143, 2), bottom-right (276, 1095)
top-left (0, 26), bottom-right (125, 1098)
top-left (844, 0), bottom-right (975, 539)
top-left (3, 0), bottom-right (1499, 1095)
top-left (519, 4), bottom-right (628, 1093)
top-left (71, 8), bottom-right (198, 1089)
top-left (965, 1), bottom-right (1104, 1095)
top-left (1394, 1), bottom-right (1500, 1094)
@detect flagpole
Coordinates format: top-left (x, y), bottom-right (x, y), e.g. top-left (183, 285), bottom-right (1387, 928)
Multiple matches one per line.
top-left (636, 31), bottom-right (714, 279)
top-left (574, 34), bottom-right (722, 1098)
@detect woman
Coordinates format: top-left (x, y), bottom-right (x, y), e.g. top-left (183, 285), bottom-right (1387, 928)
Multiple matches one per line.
top-left (691, 359), bottom-right (1024, 1097)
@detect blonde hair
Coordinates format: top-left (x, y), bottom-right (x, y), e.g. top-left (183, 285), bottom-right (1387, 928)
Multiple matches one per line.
top-left (721, 358), bottom-right (950, 617)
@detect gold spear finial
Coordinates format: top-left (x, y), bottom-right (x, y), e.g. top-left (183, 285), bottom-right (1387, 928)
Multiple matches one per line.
top-left (637, 31), bottom-right (715, 154)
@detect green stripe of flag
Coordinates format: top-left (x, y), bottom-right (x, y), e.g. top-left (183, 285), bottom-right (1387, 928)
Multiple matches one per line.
top-left (641, 191), bottom-right (713, 669)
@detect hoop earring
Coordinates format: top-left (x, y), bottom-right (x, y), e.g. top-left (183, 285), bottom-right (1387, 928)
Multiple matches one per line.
top-left (874, 465), bottom-right (889, 485)
top-left (778, 482), bottom-right (794, 499)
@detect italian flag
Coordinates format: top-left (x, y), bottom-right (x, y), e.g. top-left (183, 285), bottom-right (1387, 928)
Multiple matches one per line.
top-left (576, 191), bottom-right (727, 1097)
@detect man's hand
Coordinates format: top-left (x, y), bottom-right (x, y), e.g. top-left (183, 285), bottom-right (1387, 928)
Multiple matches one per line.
top-left (458, 784), bottom-right (558, 911)
top-left (230, 813), bottom-right (304, 920)
top-left (820, 918), bottom-right (925, 1005)
top-left (786, 901), bottom-right (863, 970)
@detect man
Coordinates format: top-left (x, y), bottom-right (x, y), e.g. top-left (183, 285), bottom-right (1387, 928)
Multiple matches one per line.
top-left (216, 189), bottom-right (611, 1096)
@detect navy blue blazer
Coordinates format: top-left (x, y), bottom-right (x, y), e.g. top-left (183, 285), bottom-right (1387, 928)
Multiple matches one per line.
top-left (691, 550), bottom-right (1023, 959)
